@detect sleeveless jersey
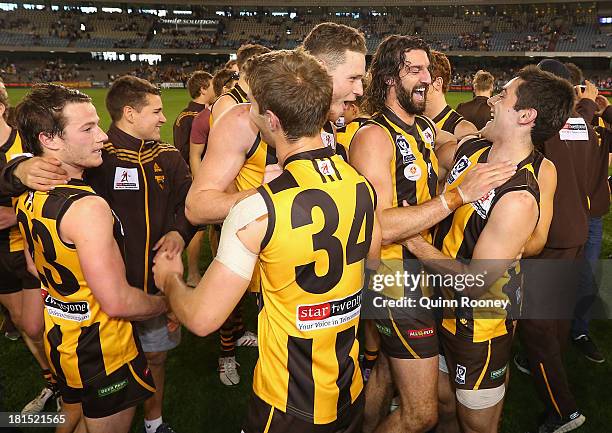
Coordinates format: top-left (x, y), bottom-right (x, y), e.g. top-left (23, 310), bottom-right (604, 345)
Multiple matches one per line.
top-left (254, 146), bottom-right (376, 424)
top-left (15, 180), bottom-right (140, 388)
top-left (336, 117), bottom-right (369, 161)
top-left (432, 105), bottom-right (466, 135)
top-left (433, 138), bottom-right (541, 342)
top-left (0, 130), bottom-right (27, 253)
top-left (362, 108), bottom-right (439, 298)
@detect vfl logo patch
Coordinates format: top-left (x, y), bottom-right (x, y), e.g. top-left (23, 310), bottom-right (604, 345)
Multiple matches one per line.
top-left (456, 364), bottom-right (467, 385)
top-left (471, 189), bottom-right (495, 219)
top-left (407, 327), bottom-right (435, 339)
top-left (396, 135), bottom-right (416, 164)
top-left (447, 155), bottom-right (472, 185)
top-left (114, 167), bottom-right (139, 190)
top-left (296, 291), bottom-right (361, 331)
top-left (44, 292), bottom-right (90, 322)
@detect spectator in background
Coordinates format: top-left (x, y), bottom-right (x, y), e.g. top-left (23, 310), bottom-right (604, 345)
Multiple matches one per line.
top-left (456, 69), bottom-right (495, 130)
top-left (173, 71), bottom-right (215, 289)
top-left (565, 62), bottom-right (609, 364)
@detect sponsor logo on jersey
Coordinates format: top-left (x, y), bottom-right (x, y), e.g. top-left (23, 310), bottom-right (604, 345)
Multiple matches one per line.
top-left (296, 291), bottom-right (361, 331)
top-left (114, 167), bottom-right (139, 190)
top-left (447, 155), bottom-right (472, 185)
top-left (97, 379), bottom-right (128, 398)
top-left (472, 189), bottom-right (495, 219)
top-left (456, 364), bottom-right (467, 385)
top-left (559, 117), bottom-right (588, 141)
top-left (375, 323), bottom-right (393, 337)
top-left (43, 290), bottom-right (90, 322)
top-left (317, 159), bottom-right (334, 177)
top-left (404, 163), bottom-right (422, 181)
top-left (407, 327), bottom-right (435, 339)
top-left (490, 365), bottom-right (508, 380)
top-left (421, 127), bottom-right (435, 144)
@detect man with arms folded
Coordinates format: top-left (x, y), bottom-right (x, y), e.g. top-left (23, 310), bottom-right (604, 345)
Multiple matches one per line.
top-left (154, 49), bottom-right (380, 433)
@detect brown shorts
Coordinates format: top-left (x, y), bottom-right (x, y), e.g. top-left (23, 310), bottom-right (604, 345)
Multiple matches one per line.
top-left (440, 327), bottom-right (513, 390)
top-left (0, 251), bottom-right (39, 294)
top-left (374, 296), bottom-right (438, 359)
top-left (57, 351), bottom-right (155, 419)
top-left (243, 393), bottom-right (364, 433)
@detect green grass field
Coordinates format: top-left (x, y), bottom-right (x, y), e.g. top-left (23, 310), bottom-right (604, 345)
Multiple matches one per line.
top-left (1, 88), bottom-right (611, 433)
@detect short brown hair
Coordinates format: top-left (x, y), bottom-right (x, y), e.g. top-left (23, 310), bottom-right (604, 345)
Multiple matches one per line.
top-left (106, 75), bottom-right (160, 123)
top-left (187, 71), bottom-right (212, 99)
top-left (429, 50), bottom-right (452, 93)
top-left (236, 44), bottom-right (271, 71)
top-left (473, 70), bottom-right (494, 92)
top-left (212, 68), bottom-right (237, 97)
top-left (15, 84), bottom-right (91, 156)
top-left (515, 65), bottom-right (574, 147)
top-left (303, 22), bottom-right (367, 71)
top-left (246, 49), bottom-right (332, 141)
top-left (564, 62), bottom-right (584, 86)
top-left (225, 58), bottom-right (238, 70)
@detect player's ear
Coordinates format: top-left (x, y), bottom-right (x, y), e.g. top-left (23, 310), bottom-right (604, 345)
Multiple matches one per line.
top-left (518, 107), bottom-right (537, 126)
top-left (266, 110), bottom-right (280, 131)
top-left (38, 131), bottom-right (61, 152)
top-left (122, 105), bottom-right (136, 124)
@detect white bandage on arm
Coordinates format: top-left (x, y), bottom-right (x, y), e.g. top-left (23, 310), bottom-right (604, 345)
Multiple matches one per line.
top-left (215, 193), bottom-right (268, 280)
top-left (456, 384), bottom-right (505, 410)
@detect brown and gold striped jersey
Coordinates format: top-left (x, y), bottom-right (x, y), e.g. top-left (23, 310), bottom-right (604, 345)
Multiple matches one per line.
top-left (361, 108), bottom-right (439, 299)
top-left (336, 117), bottom-right (369, 161)
top-left (254, 146), bottom-right (376, 424)
top-left (434, 137), bottom-right (540, 342)
top-left (432, 105), bottom-right (466, 135)
top-left (0, 130), bottom-right (27, 253)
top-left (15, 180), bottom-right (140, 388)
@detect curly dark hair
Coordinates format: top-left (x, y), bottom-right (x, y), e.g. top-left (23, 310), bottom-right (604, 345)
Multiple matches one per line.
top-left (362, 35), bottom-right (430, 115)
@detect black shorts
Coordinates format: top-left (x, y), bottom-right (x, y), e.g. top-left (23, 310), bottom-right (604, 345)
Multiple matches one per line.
top-left (57, 351), bottom-right (155, 419)
top-left (374, 296), bottom-right (438, 359)
top-left (440, 326), bottom-right (513, 391)
top-left (0, 251), bottom-right (39, 294)
top-left (243, 393), bottom-right (364, 433)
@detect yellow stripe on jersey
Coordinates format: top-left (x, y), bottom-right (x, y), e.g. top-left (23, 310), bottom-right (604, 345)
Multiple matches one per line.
top-left (253, 147), bottom-right (376, 424)
top-left (15, 181), bottom-right (139, 388)
top-left (434, 137), bottom-right (540, 342)
top-left (432, 105), bottom-right (465, 135)
top-left (0, 131), bottom-right (27, 252)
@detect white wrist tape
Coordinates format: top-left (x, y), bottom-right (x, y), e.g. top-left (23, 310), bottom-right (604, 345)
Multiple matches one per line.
top-left (440, 194), bottom-right (450, 212)
top-left (215, 193), bottom-right (268, 280)
top-left (456, 186), bottom-right (466, 204)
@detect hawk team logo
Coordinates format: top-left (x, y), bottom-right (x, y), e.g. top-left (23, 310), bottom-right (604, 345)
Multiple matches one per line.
top-left (154, 163), bottom-right (165, 190)
top-left (317, 159), bottom-right (333, 177)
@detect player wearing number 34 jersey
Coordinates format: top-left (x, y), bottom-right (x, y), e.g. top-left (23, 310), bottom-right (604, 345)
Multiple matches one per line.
top-left (153, 50), bottom-right (381, 432)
